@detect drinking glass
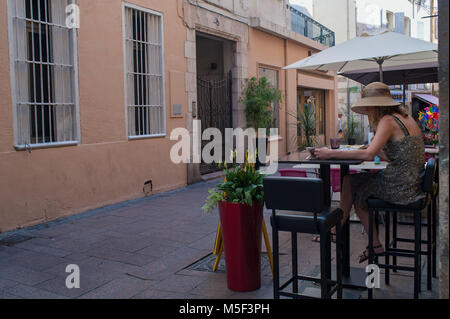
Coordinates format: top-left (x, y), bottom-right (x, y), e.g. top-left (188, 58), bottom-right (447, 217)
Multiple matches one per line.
top-left (330, 138), bottom-right (341, 150)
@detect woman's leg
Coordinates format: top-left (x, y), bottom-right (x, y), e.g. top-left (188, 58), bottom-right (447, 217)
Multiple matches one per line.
top-left (354, 207), bottom-right (383, 249)
top-left (339, 175), bottom-right (383, 250)
top-left (339, 175), bottom-right (354, 226)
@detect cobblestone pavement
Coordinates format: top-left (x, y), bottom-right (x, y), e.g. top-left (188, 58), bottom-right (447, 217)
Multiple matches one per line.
top-left (0, 178), bottom-right (439, 299)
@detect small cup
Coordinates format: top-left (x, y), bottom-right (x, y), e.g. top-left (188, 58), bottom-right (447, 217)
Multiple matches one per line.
top-left (330, 138), bottom-right (341, 150)
top-left (306, 147), bottom-right (316, 159)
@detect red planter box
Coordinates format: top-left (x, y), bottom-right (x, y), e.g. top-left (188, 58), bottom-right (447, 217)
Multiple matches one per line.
top-left (219, 201), bottom-right (263, 292)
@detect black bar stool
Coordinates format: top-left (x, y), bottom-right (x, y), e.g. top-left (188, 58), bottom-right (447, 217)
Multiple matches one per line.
top-left (431, 160), bottom-right (439, 278)
top-left (367, 158), bottom-right (436, 299)
top-left (390, 158), bottom-right (439, 291)
top-left (263, 176), bottom-right (344, 299)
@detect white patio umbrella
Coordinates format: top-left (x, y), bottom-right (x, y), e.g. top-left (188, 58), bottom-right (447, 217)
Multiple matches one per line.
top-left (284, 32), bottom-right (438, 83)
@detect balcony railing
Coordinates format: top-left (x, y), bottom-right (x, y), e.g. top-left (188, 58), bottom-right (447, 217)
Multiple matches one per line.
top-left (289, 6), bottom-right (335, 47)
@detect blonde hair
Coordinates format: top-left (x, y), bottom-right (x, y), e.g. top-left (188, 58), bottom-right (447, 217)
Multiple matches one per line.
top-left (369, 105), bottom-right (408, 130)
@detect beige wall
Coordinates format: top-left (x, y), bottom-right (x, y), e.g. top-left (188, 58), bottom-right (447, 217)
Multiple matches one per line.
top-left (248, 0), bottom-right (291, 29)
top-left (0, 0), bottom-right (188, 232)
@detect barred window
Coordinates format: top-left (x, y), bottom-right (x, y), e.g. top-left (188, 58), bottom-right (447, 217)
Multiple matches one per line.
top-left (124, 4), bottom-right (165, 138)
top-left (8, 0), bottom-right (79, 148)
top-left (258, 66), bottom-right (279, 129)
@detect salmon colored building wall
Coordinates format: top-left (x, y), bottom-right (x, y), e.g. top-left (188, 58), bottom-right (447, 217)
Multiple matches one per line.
top-left (247, 28), bottom-right (287, 155)
top-left (0, 0), bottom-right (188, 232)
top-left (0, 0), bottom-right (336, 233)
top-left (248, 28), bottom-right (337, 154)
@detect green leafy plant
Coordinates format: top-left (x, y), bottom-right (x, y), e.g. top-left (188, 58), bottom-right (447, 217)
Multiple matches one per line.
top-left (346, 112), bottom-right (358, 140)
top-left (344, 112), bottom-right (365, 144)
top-left (240, 77), bottom-right (282, 131)
top-left (349, 113), bottom-right (356, 138)
top-left (297, 103), bottom-right (316, 148)
top-left (202, 151), bottom-right (265, 215)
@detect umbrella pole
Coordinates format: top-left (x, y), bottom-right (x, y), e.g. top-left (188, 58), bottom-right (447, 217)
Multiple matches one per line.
top-left (402, 72), bottom-right (408, 113)
top-left (403, 83), bottom-right (406, 107)
top-left (377, 60), bottom-right (384, 83)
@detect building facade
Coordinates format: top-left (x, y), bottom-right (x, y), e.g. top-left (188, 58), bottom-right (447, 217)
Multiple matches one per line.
top-left (291, 0), bottom-right (438, 142)
top-left (0, 0), bottom-right (337, 233)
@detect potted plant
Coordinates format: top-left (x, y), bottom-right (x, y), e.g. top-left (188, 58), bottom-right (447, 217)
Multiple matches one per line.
top-left (241, 77), bottom-right (282, 168)
top-left (297, 102), bottom-right (317, 149)
top-left (347, 113), bottom-right (357, 145)
top-left (203, 151), bottom-right (265, 292)
top-left (241, 77), bottom-right (282, 130)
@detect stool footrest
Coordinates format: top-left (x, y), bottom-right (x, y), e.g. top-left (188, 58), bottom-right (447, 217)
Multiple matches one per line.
top-left (384, 248), bottom-right (415, 258)
top-left (279, 278), bottom-right (295, 291)
top-left (377, 263), bottom-right (416, 272)
top-left (277, 281), bottom-right (341, 300)
top-left (395, 238), bottom-right (429, 244)
top-left (279, 291), bottom-right (317, 299)
top-left (387, 244), bottom-right (435, 255)
top-left (398, 221), bottom-right (428, 227)
top-left (279, 275), bottom-right (337, 290)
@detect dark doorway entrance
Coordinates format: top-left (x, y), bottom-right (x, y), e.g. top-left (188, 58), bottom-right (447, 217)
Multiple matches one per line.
top-left (196, 33), bottom-right (233, 175)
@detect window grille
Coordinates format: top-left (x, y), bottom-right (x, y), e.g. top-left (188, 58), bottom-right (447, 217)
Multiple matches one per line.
top-left (8, 0), bottom-right (78, 147)
top-left (124, 5), bottom-right (165, 138)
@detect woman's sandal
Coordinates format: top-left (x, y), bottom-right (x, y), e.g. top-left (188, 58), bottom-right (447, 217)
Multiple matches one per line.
top-left (312, 232), bottom-right (337, 243)
top-left (359, 245), bottom-right (385, 263)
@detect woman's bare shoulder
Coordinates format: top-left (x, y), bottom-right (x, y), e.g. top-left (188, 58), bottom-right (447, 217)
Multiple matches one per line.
top-left (378, 115), bottom-right (396, 127)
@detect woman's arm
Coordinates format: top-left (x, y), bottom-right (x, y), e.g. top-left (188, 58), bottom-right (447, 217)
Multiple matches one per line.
top-left (365, 134), bottom-right (389, 161)
top-left (377, 149), bottom-right (389, 161)
top-left (314, 116), bottom-right (394, 161)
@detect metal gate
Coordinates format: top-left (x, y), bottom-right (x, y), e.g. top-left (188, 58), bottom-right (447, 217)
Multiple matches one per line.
top-left (197, 72), bottom-right (232, 175)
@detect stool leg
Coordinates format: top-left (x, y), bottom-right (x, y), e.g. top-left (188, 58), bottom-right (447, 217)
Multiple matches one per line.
top-left (432, 194), bottom-right (437, 278)
top-left (374, 210), bottom-right (380, 264)
top-left (335, 221), bottom-right (343, 299)
top-left (272, 218), bottom-right (280, 299)
top-left (325, 231), bottom-right (332, 296)
top-left (427, 203), bottom-right (432, 291)
top-left (392, 211), bottom-right (398, 272)
top-left (320, 230), bottom-right (331, 299)
top-left (385, 211), bottom-right (390, 285)
top-left (368, 208), bottom-right (374, 299)
top-left (291, 232), bottom-right (298, 294)
top-left (414, 210), bottom-right (422, 299)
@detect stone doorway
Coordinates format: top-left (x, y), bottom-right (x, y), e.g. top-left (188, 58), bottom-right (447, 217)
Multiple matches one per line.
top-left (196, 33), bottom-right (234, 175)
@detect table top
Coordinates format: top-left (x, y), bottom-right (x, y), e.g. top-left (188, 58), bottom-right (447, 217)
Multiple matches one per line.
top-left (425, 147), bottom-right (439, 154)
top-left (279, 151), bottom-right (363, 165)
top-left (292, 161), bottom-right (387, 170)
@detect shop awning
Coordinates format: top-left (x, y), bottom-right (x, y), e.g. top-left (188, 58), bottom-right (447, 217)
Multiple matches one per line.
top-left (414, 94), bottom-right (439, 106)
top-left (340, 62), bottom-right (439, 86)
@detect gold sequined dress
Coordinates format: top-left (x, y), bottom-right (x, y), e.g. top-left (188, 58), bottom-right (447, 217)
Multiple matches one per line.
top-left (350, 115), bottom-right (426, 209)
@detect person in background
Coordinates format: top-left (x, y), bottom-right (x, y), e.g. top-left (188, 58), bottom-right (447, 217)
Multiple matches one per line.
top-left (338, 129), bottom-right (344, 140)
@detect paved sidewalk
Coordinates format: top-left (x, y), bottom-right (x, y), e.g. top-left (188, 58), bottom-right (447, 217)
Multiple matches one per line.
top-left (0, 179), bottom-right (439, 299)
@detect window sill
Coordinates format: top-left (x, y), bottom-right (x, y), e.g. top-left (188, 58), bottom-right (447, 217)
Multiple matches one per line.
top-left (14, 141), bottom-right (79, 151)
top-left (268, 135), bottom-right (283, 142)
top-left (128, 134), bottom-right (166, 141)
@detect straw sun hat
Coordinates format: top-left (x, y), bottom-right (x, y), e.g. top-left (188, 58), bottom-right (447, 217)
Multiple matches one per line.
top-left (351, 82), bottom-right (400, 115)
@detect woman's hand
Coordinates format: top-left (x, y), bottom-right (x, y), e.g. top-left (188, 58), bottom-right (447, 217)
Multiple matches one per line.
top-left (314, 147), bottom-right (334, 160)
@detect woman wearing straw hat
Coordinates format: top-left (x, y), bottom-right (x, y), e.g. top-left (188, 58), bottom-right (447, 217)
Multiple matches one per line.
top-left (314, 82), bottom-right (425, 263)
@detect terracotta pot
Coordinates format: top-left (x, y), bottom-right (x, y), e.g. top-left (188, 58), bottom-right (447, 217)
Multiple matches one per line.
top-left (218, 200), bottom-right (263, 292)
